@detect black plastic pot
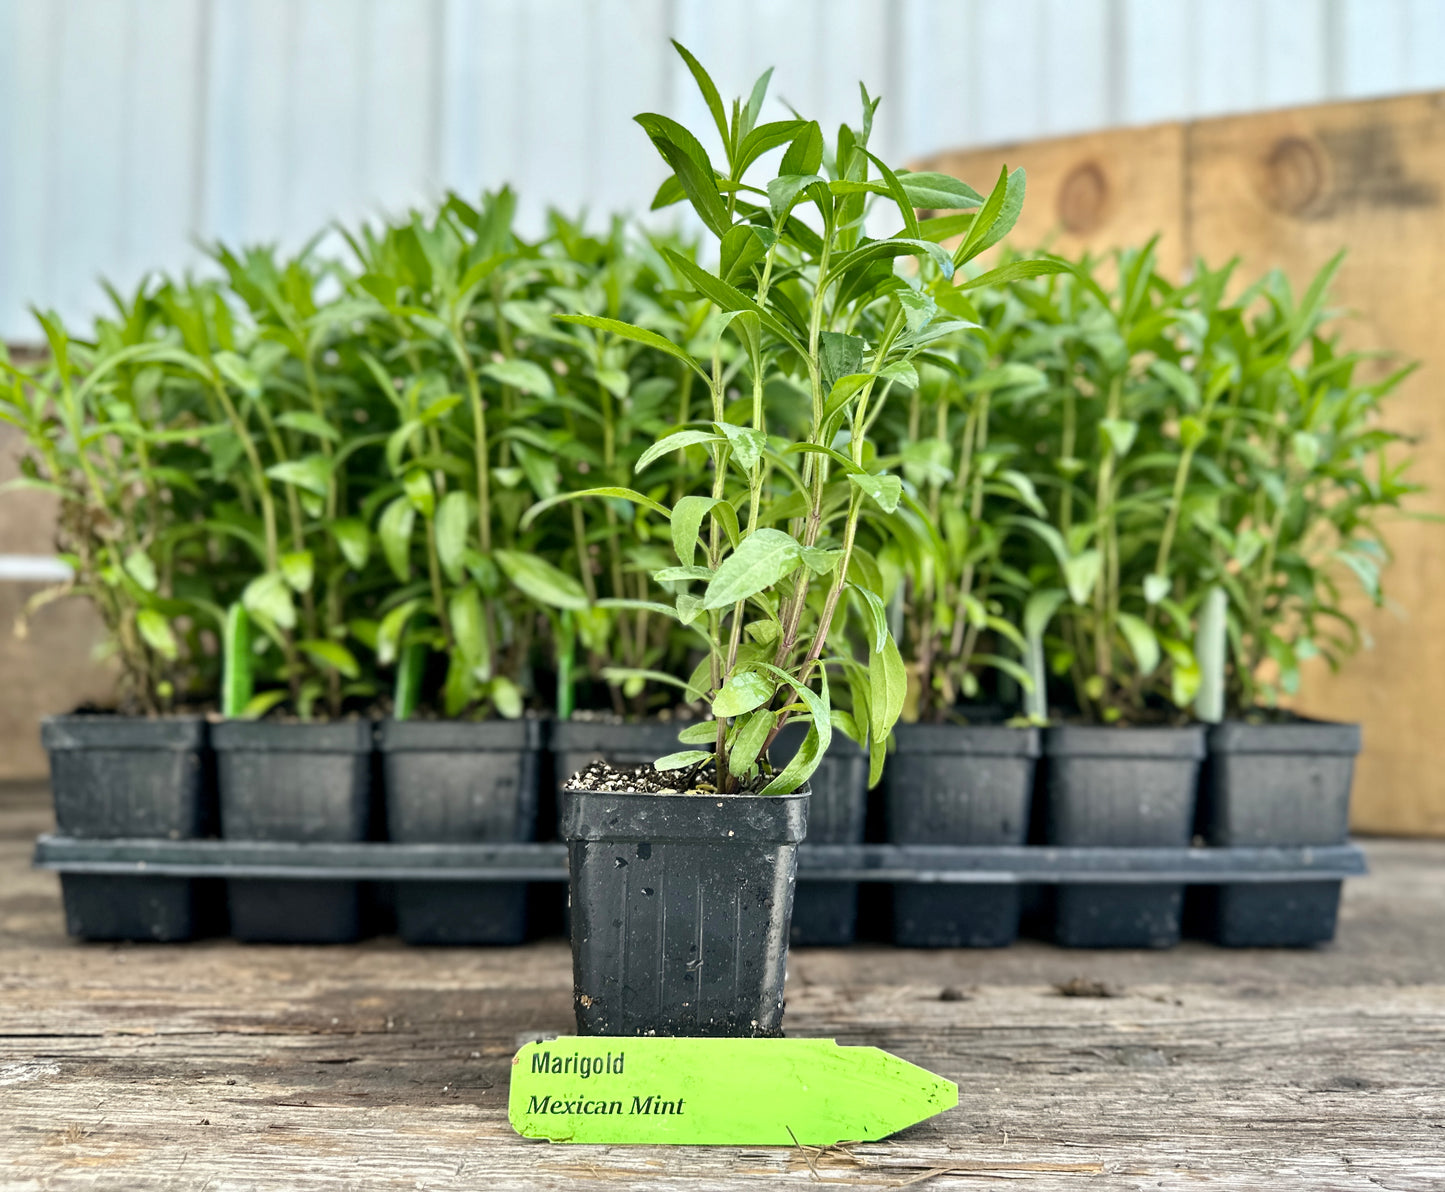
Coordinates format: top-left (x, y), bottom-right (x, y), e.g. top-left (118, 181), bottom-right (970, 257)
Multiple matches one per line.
top-left (884, 723), bottom-right (1041, 946)
top-left (1044, 725), bottom-right (1205, 947)
top-left (379, 718), bottom-right (542, 945)
top-left (1199, 718), bottom-right (1360, 946)
top-left (41, 714), bottom-right (214, 941)
top-left (213, 720), bottom-right (373, 943)
top-left (773, 721), bottom-right (868, 946)
top-left (561, 785), bottom-right (808, 1037)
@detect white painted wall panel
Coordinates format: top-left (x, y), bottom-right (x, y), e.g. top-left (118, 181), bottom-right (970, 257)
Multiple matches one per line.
top-left (5, 0), bottom-right (1445, 340)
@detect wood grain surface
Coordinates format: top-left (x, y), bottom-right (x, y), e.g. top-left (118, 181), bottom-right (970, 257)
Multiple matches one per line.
top-left (1, 785), bottom-right (1442, 1190)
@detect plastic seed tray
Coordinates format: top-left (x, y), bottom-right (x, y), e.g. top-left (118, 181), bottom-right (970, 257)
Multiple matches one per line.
top-left (33, 835), bottom-right (1365, 949)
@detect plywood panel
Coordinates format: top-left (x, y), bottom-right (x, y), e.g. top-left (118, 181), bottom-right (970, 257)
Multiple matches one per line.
top-left (1186, 92), bottom-right (1445, 836)
top-left (916, 121), bottom-right (1188, 278)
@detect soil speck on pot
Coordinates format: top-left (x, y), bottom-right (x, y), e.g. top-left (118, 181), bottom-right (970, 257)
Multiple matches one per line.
top-left (938, 986), bottom-right (970, 1002)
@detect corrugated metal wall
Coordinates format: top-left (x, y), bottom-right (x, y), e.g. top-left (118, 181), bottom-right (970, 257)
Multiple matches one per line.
top-left (2, 0), bottom-right (1444, 340)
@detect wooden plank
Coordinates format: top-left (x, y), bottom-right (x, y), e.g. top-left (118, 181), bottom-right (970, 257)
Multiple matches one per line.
top-left (1186, 91), bottom-right (1445, 837)
top-left (915, 121), bottom-right (1188, 278)
top-left (0, 778), bottom-right (1442, 1189)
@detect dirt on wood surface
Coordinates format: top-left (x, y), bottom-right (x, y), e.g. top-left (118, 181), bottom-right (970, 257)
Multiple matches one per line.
top-left (2, 781), bottom-right (1444, 1190)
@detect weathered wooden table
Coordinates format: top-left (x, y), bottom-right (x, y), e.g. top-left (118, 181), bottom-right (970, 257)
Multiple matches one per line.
top-left (2, 782), bottom-right (1442, 1190)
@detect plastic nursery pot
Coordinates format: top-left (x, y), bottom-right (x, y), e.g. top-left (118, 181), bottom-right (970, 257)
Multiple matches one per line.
top-left (773, 721), bottom-right (869, 946)
top-left (1197, 718), bottom-right (1361, 947)
top-left (561, 784), bottom-right (809, 1037)
top-left (42, 714), bottom-right (216, 942)
top-left (212, 719), bottom-right (374, 943)
top-left (379, 718), bottom-right (543, 945)
top-left (884, 723), bottom-right (1041, 947)
top-left (1044, 725), bottom-right (1205, 948)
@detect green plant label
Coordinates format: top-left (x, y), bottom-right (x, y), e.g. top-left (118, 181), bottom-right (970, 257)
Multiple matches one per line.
top-left (508, 1036), bottom-right (957, 1145)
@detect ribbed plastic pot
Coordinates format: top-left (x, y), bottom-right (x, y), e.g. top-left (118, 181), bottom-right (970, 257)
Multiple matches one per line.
top-left (1044, 725), bottom-right (1205, 948)
top-left (561, 786), bottom-right (809, 1037)
top-left (213, 720), bottom-right (373, 943)
top-left (379, 718), bottom-right (542, 945)
top-left (772, 721), bottom-right (868, 946)
top-left (42, 715), bottom-right (214, 941)
top-left (1200, 718), bottom-right (1360, 946)
top-left (884, 723), bottom-right (1040, 946)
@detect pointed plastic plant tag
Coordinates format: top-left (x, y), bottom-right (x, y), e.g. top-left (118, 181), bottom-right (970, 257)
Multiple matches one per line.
top-left (509, 1036), bottom-right (957, 1145)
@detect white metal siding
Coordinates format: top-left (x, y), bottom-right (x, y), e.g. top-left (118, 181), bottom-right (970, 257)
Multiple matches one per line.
top-left (3, 0), bottom-right (1445, 339)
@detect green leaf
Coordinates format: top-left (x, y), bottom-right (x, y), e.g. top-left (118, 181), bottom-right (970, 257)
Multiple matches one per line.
top-left (896, 170), bottom-right (983, 209)
top-left (436, 491), bottom-right (472, 582)
top-left (712, 670), bottom-right (773, 718)
top-left (242, 572), bottom-right (296, 630)
top-left (729, 709), bottom-right (776, 777)
top-left (671, 40), bottom-right (729, 149)
top-left (482, 359), bottom-right (554, 398)
top-left (279, 550), bottom-right (314, 594)
top-left (670, 494), bottom-right (739, 567)
top-left (850, 584), bottom-right (889, 653)
top-left (950, 256), bottom-right (1071, 293)
top-left (780, 121), bottom-right (824, 175)
top-left (137, 609), bottom-right (177, 660)
top-left (393, 641), bottom-right (427, 721)
top-left (330, 519), bottom-right (370, 570)
top-left (449, 584), bottom-right (488, 666)
top-left (664, 249), bottom-right (806, 354)
top-left (715, 422), bottom-right (767, 472)
top-left (377, 598), bottom-right (423, 666)
top-left (379, 496), bottom-right (416, 582)
top-left (123, 548), bottom-right (158, 593)
top-left (488, 675), bottom-right (522, 718)
top-left (849, 473), bottom-right (902, 513)
top-left (240, 690), bottom-right (287, 721)
top-left (602, 666), bottom-right (709, 702)
top-left (868, 635), bottom-right (907, 748)
top-left (1062, 550), bottom-right (1102, 605)
top-left (996, 469), bottom-right (1045, 515)
top-left (275, 410), bottom-right (340, 441)
top-left (403, 468), bottom-right (435, 517)
top-left (266, 454), bottom-right (331, 498)
top-left (296, 638), bottom-right (360, 679)
top-left (655, 750), bottom-right (713, 772)
top-left (820, 331), bottom-right (865, 397)
top-left (495, 549), bottom-right (589, 610)
top-left (677, 721), bottom-right (719, 745)
top-left (636, 428), bottom-right (723, 473)
top-left (756, 663), bottom-right (832, 795)
top-left (634, 114), bottom-right (729, 238)
top-left (520, 486), bottom-right (671, 531)
top-left (767, 173), bottom-right (825, 225)
top-left (1099, 418), bottom-right (1138, 457)
top-left (555, 314), bottom-right (708, 382)
top-left (1117, 613), bottom-right (1160, 676)
top-left (221, 603), bottom-right (252, 719)
top-left (702, 528), bottom-right (803, 610)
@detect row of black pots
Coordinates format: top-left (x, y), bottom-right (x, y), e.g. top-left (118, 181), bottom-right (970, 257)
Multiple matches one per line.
top-left (42, 715), bottom-right (542, 945)
top-left (41, 712), bottom-right (1359, 954)
top-left (884, 719), bottom-right (1360, 949)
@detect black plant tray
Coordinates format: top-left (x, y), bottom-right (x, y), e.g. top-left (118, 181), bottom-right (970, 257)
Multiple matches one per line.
top-left (34, 836), bottom-right (1366, 948)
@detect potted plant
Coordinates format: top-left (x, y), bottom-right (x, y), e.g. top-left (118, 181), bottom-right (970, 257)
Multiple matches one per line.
top-left (1179, 256), bottom-right (1421, 944)
top-left (167, 249), bottom-right (385, 944)
top-left (343, 191), bottom-right (560, 944)
top-left (4, 295), bottom-right (229, 940)
top-left (878, 319), bottom-right (1053, 947)
top-left (535, 45), bottom-right (1030, 1032)
top-left (1001, 245), bottom-right (1208, 947)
